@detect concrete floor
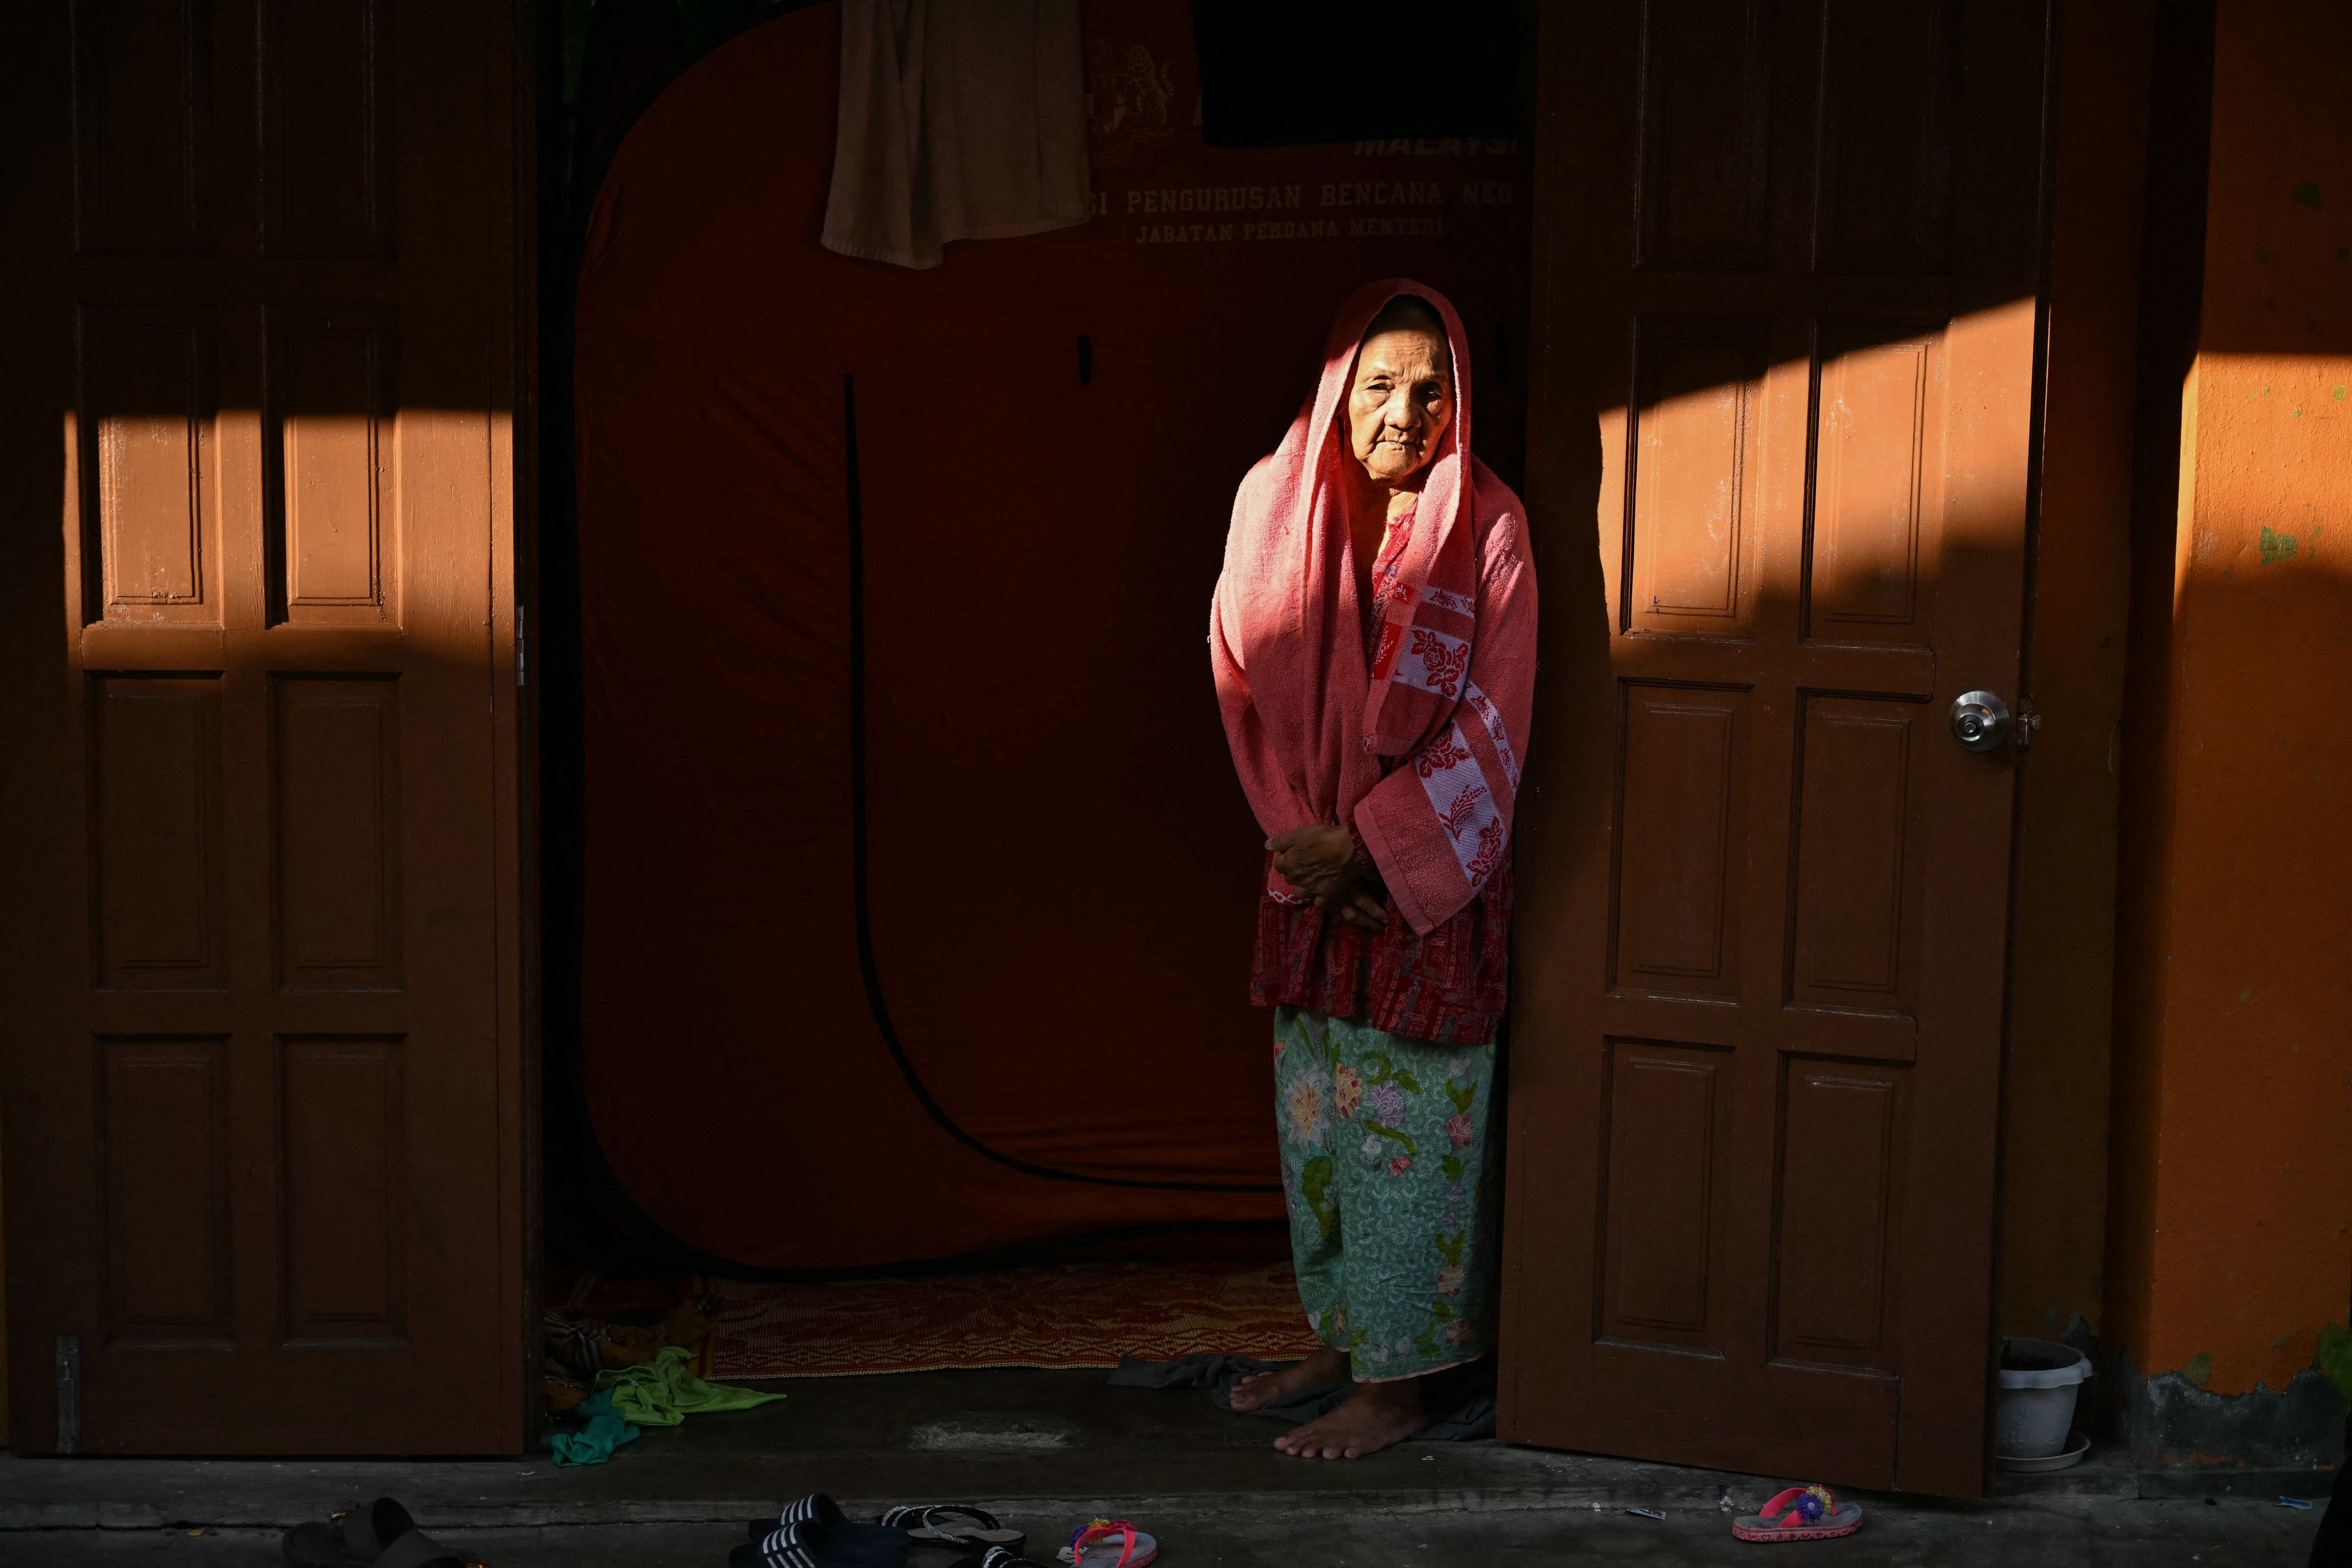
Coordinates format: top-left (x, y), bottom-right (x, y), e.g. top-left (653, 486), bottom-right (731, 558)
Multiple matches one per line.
top-left (12, 1500), bottom-right (2329, 1567)
top-left (0, 1368), bottom-right (2332, 1566)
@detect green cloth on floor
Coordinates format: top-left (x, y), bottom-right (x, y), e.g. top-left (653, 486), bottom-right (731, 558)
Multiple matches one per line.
top-left (549, 1392), bottom-right (640, 1466)
top-left (594, 1344), bottom-right (785, 1427)
top-left (547, 1345), bottom-right (782, 1466)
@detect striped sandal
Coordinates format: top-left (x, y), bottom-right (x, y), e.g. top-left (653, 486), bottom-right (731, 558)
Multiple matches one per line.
top-left (732, 1519), bottom-right (905, 1568)
top-left (1732, 1485), bottom-right (1864, 1542)
top-left (878, 1504), bottom-right (1025, 1555)
top-left (743, 1495), bottom-right (907, 1553)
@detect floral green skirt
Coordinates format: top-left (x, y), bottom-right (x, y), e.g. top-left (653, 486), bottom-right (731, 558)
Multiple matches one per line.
top-left (1271, 1005), bottom-right (1500, 1381)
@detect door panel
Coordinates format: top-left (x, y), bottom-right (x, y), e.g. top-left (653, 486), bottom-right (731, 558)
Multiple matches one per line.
top-left (278, 1035), bottom-right (408, 1343)
top-left (1789, 696), bottom-right (1924, 1011)
top-left (71, 0), bottom-right (218, 256)
top-left (0, 1), bottom-right (525, 1453)
top-left (1598, 1040), bottom-right (1734, 1349)
top-left (1503, 0), bottom-right (2046, 1496)
top-left (1613, 685), bottom-right (1750, 998)
top-left (80, 306), bottom-right (221, 617)
top-left (1632, 0), bottom-right (1772, 273)
top-left (92, 675), bottom-right (231, 988)
top-left (265, 304), bottom-right (399, 624)
top-left (99, 1035), bottom-right (236, 1346)
top-left (256, 0), bottom-right (392, 257)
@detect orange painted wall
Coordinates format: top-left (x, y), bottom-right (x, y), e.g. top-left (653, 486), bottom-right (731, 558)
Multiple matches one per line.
top-left (2107, 0), bottom-right (2352, 1400)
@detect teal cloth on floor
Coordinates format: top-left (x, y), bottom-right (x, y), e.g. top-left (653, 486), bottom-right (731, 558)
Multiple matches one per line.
top-left (594, 1344), bottom-right (786, 1427)
top-left (549, 1392), bottom-right (640, 1466)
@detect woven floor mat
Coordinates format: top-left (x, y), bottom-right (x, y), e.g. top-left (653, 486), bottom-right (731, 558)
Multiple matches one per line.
top-left (705, 1259), bottom-right (1326, 1378)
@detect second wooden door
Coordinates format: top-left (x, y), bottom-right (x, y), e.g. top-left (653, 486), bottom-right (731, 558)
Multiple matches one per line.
top-left (0, 0), bottom-right (527, 1453)
top-left (1500, 0), bottom-right (2049, 1497)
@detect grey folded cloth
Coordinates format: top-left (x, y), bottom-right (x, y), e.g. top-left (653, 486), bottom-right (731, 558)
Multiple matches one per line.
top-left (1108, 1353), bottom-right (1497, 1442)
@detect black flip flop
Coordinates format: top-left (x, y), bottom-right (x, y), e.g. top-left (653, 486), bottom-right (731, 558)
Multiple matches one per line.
top-left (879, 1505), bottom-right (1025, 1555)
top-left (744, 1493), bottom-right (909, 1549)
top-left (281, 1498), bottom-right (480, 1567)
top-left (373, 1535), bottom-right (478, 1568)
top-left (283, 1499), bottom-right (412, 1566)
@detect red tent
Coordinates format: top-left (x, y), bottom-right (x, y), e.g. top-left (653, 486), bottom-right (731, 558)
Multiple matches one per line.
top-left (575, 1), bottom-right (1530, 1270)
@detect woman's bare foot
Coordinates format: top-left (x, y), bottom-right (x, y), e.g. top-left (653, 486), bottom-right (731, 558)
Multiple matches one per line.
top-left (1229, 1346), bottom-right (1351, 1413)
top-left (1272, 1373), bottom-right (1429, 1459)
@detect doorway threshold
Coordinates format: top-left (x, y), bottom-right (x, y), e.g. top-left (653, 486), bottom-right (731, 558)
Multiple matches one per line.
top-left (0, 1366), bottom-right (2316, 1534)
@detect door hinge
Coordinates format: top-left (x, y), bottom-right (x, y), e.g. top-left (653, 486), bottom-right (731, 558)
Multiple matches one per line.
top-left (55, 1332), bottom-right (80, 1455)
top-left (516, 604), bottom-right (528, 689)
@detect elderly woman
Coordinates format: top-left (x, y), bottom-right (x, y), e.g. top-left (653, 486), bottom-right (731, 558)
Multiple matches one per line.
top-left (1210, 281), bottom-right (1537, 1459)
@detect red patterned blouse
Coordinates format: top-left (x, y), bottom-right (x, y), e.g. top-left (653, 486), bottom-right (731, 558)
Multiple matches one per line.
top-left (1248, 503), bottom-right (1513, 1046)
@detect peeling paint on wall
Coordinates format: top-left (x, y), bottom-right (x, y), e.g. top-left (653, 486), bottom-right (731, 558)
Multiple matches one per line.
top-left (2105, 1351), bottom-right (2349, 1470)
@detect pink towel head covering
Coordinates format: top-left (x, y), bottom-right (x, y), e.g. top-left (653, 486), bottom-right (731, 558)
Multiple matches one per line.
top-left (1211, 279), bottom-right (1533, 935)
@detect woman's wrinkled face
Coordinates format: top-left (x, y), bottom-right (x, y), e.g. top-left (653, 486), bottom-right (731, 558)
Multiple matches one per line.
top-left (1346, 326), bottom-right (1454, 485)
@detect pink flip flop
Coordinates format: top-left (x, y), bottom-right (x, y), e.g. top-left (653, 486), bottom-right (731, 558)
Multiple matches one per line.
top-left (1057, 1519), bottom-right (1158, 1568)
top-left (1732, 1484), bottom-right (1863, 1542)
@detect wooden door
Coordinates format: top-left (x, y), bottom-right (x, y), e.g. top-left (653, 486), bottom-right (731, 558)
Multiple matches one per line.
top-left (0, 1), bottom-right (528, 1453)
top-left (1500, 0), bottom-right (2049, 1496)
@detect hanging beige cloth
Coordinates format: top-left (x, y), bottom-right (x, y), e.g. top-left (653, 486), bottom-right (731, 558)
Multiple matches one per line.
top-left (821, 0), bottom-right (1092, 269)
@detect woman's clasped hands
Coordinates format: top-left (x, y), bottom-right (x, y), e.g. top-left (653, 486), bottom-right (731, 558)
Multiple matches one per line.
top-left (1268, 824), bottom-right (1391, 933)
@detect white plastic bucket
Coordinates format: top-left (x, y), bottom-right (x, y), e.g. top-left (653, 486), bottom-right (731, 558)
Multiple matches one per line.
top-left (1997, 1337), bottom-right (2091, 1458)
